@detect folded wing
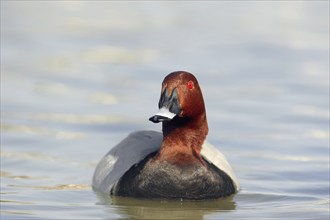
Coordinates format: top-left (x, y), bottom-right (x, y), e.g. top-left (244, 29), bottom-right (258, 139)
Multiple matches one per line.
top-left (92, 130), bottom-right (162, 193)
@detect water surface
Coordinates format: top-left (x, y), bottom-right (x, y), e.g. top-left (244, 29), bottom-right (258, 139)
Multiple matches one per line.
top-left (1, 1), bottom-right (329, 219)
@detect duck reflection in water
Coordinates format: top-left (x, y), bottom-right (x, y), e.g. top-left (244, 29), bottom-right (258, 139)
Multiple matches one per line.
top-left (94, 191), bottom-right (236, 220)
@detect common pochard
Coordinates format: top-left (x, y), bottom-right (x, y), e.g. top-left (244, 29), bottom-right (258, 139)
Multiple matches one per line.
top-left (93, 71), bottom-right (239, 200)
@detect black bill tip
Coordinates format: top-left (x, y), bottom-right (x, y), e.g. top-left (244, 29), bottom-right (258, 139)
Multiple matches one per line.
top-left (149, 115), bottom-right (171, 123)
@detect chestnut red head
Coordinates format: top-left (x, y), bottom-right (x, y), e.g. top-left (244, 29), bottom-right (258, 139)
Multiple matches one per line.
top-left (149, 71), bottom-right (207, 123)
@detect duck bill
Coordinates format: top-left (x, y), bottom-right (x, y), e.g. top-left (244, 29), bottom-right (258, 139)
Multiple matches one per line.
top-left (149, 87), bottom-right (181, 123)
top-left (149, 107), bottom-right (176, 123)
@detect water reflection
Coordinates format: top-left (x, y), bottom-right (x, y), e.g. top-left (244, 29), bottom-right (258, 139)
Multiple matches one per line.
top-left (95, 192), bottom-right (236, 219)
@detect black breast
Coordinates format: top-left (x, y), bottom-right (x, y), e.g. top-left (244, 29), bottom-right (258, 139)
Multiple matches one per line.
top-left (112, 152), bottom-right (235, 200)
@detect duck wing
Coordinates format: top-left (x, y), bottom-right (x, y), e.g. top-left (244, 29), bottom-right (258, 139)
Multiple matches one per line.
top-left (201, 141), bottom-right (240, 191)
top-left (92, 130), bottom-right (162, 193)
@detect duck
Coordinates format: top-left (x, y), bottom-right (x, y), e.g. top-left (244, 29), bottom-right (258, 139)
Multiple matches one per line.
top-left (92, 71), bottom-right (240, 200)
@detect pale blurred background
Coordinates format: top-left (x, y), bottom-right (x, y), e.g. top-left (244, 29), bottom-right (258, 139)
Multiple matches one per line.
top-left (1, 1), bottom-right (329, 219)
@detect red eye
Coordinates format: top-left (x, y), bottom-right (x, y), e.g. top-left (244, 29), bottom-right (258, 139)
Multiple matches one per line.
top-left (187, 81), bottom-right (194, 89)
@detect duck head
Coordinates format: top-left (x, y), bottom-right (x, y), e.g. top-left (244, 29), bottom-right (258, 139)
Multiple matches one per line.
top-left (149, 71), bottom-right (207, 125)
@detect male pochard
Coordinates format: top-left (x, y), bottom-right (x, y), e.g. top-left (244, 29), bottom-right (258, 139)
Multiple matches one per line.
top-left (92, 71), bottom-right (239, 200)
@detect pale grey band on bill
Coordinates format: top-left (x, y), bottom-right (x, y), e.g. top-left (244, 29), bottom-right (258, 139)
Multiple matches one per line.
top-left (154, 107), bottom-right (176, 119)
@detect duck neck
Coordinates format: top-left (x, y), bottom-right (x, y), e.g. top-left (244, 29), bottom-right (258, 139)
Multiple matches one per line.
top-left (157, 114), bottom-right (209, 164)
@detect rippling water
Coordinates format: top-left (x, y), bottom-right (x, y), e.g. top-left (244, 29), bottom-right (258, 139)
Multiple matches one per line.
top-left (1, 1), bottom-right (329, 219)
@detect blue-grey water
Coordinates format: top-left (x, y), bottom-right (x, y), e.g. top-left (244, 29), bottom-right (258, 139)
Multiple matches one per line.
top-left (1, 1), bottom-right (329, 219)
